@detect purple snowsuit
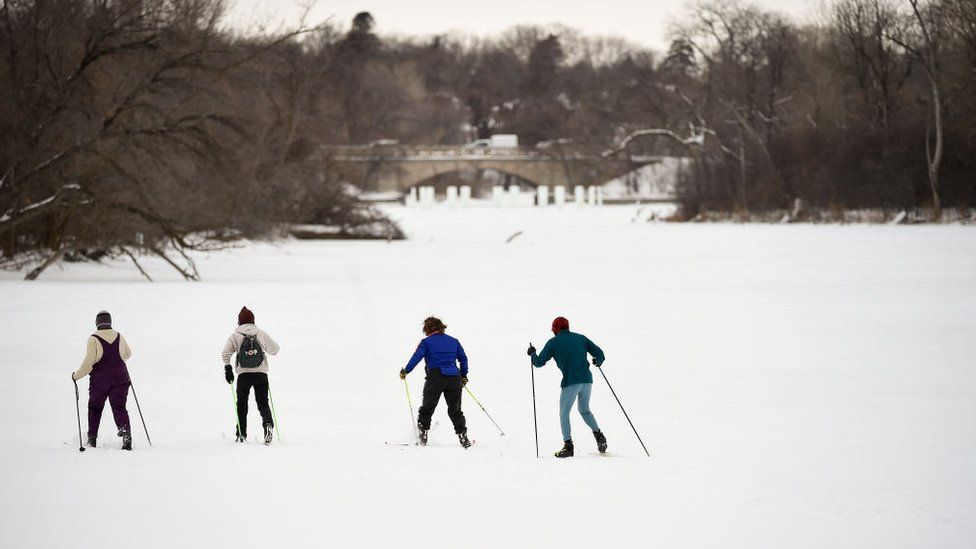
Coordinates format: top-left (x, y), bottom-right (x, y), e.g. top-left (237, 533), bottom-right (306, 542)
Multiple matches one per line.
top-left (88, 335), bottom-right (131, 439)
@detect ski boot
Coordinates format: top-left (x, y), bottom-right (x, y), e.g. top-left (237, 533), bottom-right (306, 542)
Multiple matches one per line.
top-left (594, 430), bottom-right (608, 454)
top-left (554, 440), bottom-right (574, 458)
top-left (87, 435), bottom-right (97, 448)
top-left (263, 422), bottom-right (274, 445)
top-left (418, 424), bottom-right (428, 446)
top-left (119, 428), bottom-right (132, 451)
top-left (458, 430), bottom-right (472, 449)
top-left (235, 427), bottom-right (246, 443)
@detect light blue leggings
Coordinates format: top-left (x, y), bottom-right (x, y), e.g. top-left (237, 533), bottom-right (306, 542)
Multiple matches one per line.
top-left (560, 383), bottom-right (600, 441)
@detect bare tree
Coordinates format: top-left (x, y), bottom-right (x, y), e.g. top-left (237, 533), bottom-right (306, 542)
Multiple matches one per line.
top-left (888, 0), bottom-right (948, 220)
top-left (669, 0), bottom-right (800, 210)
top-left (0, 0), bottom-right (379, 279)
top-left (831, 0), bottom-right (914, 135)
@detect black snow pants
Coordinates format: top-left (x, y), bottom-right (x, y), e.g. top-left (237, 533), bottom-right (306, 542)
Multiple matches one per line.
top-left (237, 372), bottom-right (273, 436)
top-left (417, 369), bottom-right (466, 434)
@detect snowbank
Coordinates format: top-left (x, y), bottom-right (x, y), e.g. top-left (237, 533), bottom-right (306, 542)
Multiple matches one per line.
top-left (685, 207), bottom-right (975, 224)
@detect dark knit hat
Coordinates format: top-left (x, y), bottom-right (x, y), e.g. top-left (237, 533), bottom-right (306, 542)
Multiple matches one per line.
top-left (551, 316), bottom-right (569, 335)
top-left (95, 310), bottom-right (112, 330)
top-left (238, 306), bottom-right (255, 325)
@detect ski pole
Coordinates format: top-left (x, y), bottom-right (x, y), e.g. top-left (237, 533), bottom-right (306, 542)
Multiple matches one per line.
top-left (596, 364), bottom-right (650, 458)
top-left (129, 378), bottom-right (152, 446)
top-left (73, 378), bottom-right (85, 452)
top-left (231, 383), bottom-right (243, 441)
top-left (268, 386), bottom-right (281, 442)
top-left (529, 345), bottom-right (539, 458)
top-left (404, 378), bottom-right (418, 441)
top-left (464, 385), bottom-right (505, 436)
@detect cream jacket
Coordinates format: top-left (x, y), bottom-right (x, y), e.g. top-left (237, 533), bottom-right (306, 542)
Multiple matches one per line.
top-left (221, 324), bottom-right (279, 375)
top-left (72, 330), bottom-right (132, 380)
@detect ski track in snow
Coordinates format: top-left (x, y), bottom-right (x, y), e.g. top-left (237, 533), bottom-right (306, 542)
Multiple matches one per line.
top-left (1, 205), bottom-right (975, 548)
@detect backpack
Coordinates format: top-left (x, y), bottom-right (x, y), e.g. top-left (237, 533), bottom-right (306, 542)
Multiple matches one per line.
top-left (237, 333), bottom-right (265, 369)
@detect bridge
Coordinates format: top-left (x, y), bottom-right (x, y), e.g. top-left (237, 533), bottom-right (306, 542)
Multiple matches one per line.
top-left (324, 144), bottom-right (665, 194)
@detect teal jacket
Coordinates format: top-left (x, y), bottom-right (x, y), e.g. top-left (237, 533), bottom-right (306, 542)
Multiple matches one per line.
top-left (531, 330), bottom-right (605, 388)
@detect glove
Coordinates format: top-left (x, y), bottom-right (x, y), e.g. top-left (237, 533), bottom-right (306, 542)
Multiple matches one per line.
top-left (224, 364), bottom-right (234, 384)
top-left (461, 376), bottom-right (468, 386)
top-left (399, 368), bottom-right (407, 380)
top-left (527, 344), bottom-right (536, 356)
top-left (592, 357), bottom-right (603, 367)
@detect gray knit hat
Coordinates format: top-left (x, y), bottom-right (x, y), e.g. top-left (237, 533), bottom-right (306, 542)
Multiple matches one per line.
top-left (95, 310), bottom-right (112, 330)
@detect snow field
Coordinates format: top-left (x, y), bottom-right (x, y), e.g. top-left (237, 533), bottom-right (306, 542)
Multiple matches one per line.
top-left (1, 204), bottom-right (974, 548)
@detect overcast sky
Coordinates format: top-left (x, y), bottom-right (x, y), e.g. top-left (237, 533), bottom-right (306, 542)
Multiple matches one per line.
top-left (224, 0), bottom-right (821, 52)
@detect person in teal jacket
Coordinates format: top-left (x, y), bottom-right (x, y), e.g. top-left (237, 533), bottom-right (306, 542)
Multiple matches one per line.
top-left (528, 316), bottom-right (608, 458)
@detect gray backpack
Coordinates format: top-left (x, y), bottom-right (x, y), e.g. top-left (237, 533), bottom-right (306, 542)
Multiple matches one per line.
top-left (237, 334), bottom-right (265, 369)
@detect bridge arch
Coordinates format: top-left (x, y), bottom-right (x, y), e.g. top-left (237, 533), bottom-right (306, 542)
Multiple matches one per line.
top-left (386, 159), bottom-right (577, 192)
top-left (405, 167), bottom-right (542, 196)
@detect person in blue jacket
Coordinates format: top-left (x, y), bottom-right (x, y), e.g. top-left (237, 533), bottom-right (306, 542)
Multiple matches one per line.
top-left (399, 316), bottom-right (471, 448)
top-left (528, 316), bottom-right (608, 458)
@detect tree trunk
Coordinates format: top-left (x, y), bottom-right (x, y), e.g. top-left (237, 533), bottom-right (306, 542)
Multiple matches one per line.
top-left (905, 0), bottom-right (944, 222)
top-left (927, 78), bottom-right (943, 221)
top-left (738, 141), bottom-right (748, 211)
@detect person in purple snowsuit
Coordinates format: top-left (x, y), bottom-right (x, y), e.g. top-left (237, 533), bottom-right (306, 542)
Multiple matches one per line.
top-left (72, 311), bottom-right (134, 450)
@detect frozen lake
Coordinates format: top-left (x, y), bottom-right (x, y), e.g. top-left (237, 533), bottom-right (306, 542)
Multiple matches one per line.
top-left (1, 205), bottom-right (974, 548)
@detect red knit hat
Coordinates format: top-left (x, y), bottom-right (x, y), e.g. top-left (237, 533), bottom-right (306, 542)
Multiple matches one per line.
top-left (551, 316), bottom-right (569, 334)
top-left (238, 306), bottom-right (255, 325)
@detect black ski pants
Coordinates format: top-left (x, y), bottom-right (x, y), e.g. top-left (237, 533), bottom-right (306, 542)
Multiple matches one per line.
top-left (236, 372), bottom-right (273, 436)
top-left (417, 369), bottom-right (466, 434)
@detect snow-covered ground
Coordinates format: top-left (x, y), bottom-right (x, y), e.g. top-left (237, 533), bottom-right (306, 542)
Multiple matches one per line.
top-left (1, 205), bottom-right (974, 548)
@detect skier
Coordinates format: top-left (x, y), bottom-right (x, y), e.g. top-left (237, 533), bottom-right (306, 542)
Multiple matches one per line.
top-left (71, 310), bottom-right (134, 450)
top-left (221, 306), bottom-right (280, 444)
top-left (528, 316), bottom-right (608, 458)
top-left (399, 316), bottom-right (471, 448)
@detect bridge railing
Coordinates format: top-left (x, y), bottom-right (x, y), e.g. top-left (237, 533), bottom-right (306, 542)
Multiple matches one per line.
top-left (321, 144), bottom-right (649, 161)
top-left (325, 145), bottom-right (550, 159)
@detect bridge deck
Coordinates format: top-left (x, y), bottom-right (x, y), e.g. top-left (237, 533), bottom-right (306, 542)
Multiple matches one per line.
top-left (325, 145), bottom-right (664, 163)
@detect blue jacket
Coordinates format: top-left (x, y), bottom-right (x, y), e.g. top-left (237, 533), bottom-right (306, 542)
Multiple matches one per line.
top-left (532, 330), bottom-right (605, 388)
top-left (404, 333), bottom-right (468, 377)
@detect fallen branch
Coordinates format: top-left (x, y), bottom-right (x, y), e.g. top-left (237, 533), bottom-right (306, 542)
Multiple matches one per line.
top-left (149, 245), bottom-right (199, 281)
top-left (120, 246), bottom-right (154, 282)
